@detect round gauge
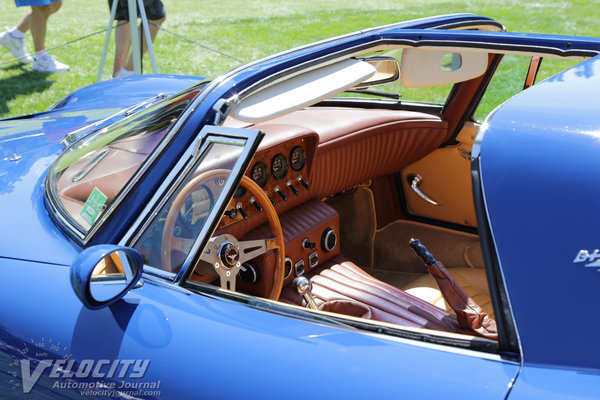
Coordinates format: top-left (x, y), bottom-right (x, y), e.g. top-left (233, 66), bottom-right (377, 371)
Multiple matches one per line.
top-left (178, 185), bottom-right (213, 230)
top-left (290, 146), bottom-right (306, 171)
top-left (251, 161), bottom-right (269, 187)
top-left (234, 185), bottom-right (247, 199)
top-left (271, 153), bottom-right (288, 180)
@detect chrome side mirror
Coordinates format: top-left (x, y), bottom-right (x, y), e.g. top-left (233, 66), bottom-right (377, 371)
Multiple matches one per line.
top-left (71, 245), bottom-right (143, 310)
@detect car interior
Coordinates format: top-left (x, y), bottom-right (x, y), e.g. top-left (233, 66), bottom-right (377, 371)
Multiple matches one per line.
top-left (52, 39), bottom-right (581, 342)
top-left (183, 46), bottom-right (501, 339)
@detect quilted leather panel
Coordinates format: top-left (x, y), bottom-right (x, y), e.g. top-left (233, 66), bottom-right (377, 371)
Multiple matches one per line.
top-left (312, 123), bottom-right (447, 197)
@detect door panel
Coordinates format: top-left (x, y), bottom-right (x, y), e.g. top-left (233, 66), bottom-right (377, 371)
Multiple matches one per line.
top-left (400, 122), bottom-right (479, 228)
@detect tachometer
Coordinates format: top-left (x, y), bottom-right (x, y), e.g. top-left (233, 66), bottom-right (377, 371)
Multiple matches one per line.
top-left (290, 146), bottom-right (306, 171)
top-left (251, 161), bottom-right (269, 187)
top-left (271, 154), bottom-right (288, 180)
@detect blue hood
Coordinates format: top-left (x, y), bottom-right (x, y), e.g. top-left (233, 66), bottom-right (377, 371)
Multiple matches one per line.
top-left (0, 74), bottom-right (203, 265)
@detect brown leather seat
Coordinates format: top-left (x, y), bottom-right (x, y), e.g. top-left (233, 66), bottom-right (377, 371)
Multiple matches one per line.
top-left (403, 267), bottom-right (494, 319)
top-left (280, 255), bottom-right (468, 334)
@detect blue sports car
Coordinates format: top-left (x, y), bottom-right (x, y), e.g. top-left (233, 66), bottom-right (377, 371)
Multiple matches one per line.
top-left (1, 13), bottom-right (599, 399)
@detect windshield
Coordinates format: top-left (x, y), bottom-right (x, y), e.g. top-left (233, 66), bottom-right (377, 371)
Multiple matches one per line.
top-left (46, 86), bottom-right (201, 236)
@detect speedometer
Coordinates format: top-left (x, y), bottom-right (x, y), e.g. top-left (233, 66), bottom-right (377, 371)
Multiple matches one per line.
top-left (251, 161), bottom-right (269, 187)
top-left (271, 154), bottom-right (288, 180)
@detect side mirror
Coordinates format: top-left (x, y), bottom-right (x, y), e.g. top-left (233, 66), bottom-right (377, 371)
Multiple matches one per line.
top-left (354, 57), bottom-right (400, 88)
top-left (71, 245), bottom-right (143, 310)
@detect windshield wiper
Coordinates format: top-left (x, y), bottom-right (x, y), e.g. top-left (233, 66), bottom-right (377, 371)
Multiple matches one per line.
top-left (345, 89), bottom-right (401, 100)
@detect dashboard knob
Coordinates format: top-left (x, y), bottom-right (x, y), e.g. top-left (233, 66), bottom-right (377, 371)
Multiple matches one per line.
top-left (249, 196), bottom-right (263, 212)
top-left (274, 185), bottom-right (287, 201)
top-left (286, 179), bottom-right (299, 195)
top-left (302, 238), bottom-right (316, 250)
top-left (297, 175), bottom-right (310, 190)
top-left (224, 209), bottom-right (238, 220)
top-left (236, 202), bottom-right (248, 220)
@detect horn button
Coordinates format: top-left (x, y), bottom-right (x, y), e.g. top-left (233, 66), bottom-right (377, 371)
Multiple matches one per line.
top-left (219, 242), bottom-right (240, 268)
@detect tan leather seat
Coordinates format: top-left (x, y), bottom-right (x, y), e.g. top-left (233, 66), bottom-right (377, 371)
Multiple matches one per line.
top-left (280, 256), bottom-right (468, 334)
top-left (403, 267), bottom-right (494, 319)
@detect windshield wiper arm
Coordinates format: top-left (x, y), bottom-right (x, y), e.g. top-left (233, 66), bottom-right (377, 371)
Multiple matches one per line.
top-left (345, 89), bottom-right (401, 100)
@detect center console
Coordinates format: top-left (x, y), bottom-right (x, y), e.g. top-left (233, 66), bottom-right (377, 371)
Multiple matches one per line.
top-left (237, 199), bottom-right (340, 297)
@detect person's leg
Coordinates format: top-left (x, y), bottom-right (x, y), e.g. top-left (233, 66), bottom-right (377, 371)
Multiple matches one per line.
top-left (30, 1), bottom-right (68, 72)
top-left (15, 11), bottom-right (32, 34)
top-left (113, 20), bottom-right (131, 76)
top-left (30, 5), bottom-right (53, 52)
top-left (0, 9), bottom-right (33, 63)
top-left (125, 16), bottom-right (164, 71)
top-left (30, 1), bottom-right (61, 52)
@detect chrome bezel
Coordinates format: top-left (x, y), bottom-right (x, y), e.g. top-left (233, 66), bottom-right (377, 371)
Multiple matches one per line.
top-left (322, 228), bottom-right (338, 252)
top-left (284, 257), bottom-right (293, 280)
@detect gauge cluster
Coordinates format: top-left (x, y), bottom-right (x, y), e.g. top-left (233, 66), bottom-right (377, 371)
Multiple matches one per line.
top-left (249, 146), bottom-right (306, 189)
top-left (219, 138), bottom-right (313, 227)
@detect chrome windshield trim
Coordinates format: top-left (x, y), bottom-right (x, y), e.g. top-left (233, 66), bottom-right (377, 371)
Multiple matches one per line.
top-left (142, 264), bottom-right (177, 281)
top-left (59, 94), bottom-right (169, 148)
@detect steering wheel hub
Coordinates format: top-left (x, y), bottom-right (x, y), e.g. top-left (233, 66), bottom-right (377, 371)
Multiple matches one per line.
top-left (219, 242), bottom-right (240, 268)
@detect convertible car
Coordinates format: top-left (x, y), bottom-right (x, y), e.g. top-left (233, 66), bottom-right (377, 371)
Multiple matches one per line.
top-left (1, 13), bottom-right (599, 399)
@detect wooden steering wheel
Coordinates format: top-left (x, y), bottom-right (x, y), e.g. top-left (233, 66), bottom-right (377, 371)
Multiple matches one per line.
top-left (161, 169), bottom-right (285, 300)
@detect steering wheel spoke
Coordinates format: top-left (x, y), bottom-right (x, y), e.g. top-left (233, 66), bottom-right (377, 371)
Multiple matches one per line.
top-left (214, 262), bottom-right (240, 292)
top-left (238, 239), bottom-right (269, 263)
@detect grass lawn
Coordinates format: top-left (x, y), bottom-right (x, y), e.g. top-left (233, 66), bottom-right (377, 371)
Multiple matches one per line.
top-left (0, 0), bottom-right (597, 119)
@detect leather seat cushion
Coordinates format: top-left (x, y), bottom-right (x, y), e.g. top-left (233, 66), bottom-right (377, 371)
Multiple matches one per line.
top-left (280, 256), bottom-right (467, 334)
top-left (403, 267), bottom-right (494, 319)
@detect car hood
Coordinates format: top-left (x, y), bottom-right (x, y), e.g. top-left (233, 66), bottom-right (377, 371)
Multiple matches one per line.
top-left (0, 104), bottom-right (125, 265)
top-left (0, 75), bottom-right (203, 265)
top-left (0, 113), bottom-right (82, 266)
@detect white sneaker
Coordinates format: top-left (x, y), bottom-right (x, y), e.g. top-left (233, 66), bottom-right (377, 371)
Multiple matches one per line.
top-left (114, 68), bottom-right (134, 78)
top-left (0, 28), bottom-right (32, 64)
top-left (32, 52), bottom-right (69, 73)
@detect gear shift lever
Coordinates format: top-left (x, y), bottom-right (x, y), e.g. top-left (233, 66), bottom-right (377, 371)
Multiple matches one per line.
top-left (293, 276), bottom-right (318, 310)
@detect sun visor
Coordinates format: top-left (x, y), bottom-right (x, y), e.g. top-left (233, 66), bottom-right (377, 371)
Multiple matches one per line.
top-left (401, 48), bottom-right (488, 88)
top-left (232, 59), bottom-right (376, 122)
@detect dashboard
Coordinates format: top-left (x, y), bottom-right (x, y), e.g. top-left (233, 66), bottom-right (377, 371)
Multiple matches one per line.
top-left (218, 134), bottom-right (317, 231)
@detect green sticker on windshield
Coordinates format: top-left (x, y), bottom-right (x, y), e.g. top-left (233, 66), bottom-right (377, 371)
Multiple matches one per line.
top-left (80, 187), bottom-right (107, 226)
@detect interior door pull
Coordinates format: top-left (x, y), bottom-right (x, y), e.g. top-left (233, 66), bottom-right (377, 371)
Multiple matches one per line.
top-left (408, 174), bottom-right (441, 206)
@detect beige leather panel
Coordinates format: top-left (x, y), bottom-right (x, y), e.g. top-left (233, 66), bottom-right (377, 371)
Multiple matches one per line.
top-left (403, 267), bottom-right (494, 319)
top-left (400, 121), bottom-right (480, 227)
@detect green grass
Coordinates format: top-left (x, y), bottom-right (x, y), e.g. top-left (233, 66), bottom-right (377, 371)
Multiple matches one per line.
top-left (0, 0), bottom-right (597, 119)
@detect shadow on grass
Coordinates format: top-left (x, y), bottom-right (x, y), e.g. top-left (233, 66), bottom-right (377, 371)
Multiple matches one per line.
top-left (0, 63), bottom-right (54, 115)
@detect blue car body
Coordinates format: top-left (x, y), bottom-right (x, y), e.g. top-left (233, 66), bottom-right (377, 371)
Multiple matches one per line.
top-left (0, 13), bottom-right (599, 399)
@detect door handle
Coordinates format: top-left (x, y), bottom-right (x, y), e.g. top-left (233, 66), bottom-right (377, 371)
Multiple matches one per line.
top-left (407, 174), bottom-right (441, 206)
